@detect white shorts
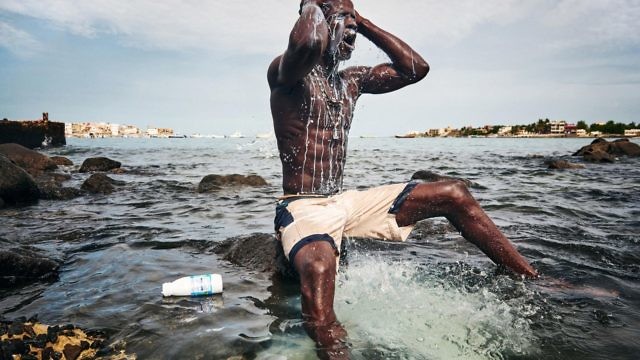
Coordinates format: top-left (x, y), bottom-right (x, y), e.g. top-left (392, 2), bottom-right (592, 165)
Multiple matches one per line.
top-left (274, 183), bottom-right (417, 265)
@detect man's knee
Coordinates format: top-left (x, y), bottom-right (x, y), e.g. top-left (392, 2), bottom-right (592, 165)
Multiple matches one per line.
top-left (294, 241), bottom-right (337, 279)
top-left (412, 180), bottom-right (470, 204)
top-left (443, 180), bottom-right (471, 202)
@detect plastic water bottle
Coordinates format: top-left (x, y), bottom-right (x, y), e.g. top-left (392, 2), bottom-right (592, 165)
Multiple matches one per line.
top-left (162, 274), bottom-right (223, 297)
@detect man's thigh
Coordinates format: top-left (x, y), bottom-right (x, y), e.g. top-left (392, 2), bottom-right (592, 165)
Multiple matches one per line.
top-left (341, 183), bottom-right (416, 241)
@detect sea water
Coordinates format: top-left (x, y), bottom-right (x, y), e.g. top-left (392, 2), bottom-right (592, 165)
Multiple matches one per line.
top-left (1, 137), bottom-right (638, 359)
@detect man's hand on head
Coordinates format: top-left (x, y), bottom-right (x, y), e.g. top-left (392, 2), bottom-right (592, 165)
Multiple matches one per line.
top-left (299, 0), bottom-right (327, 15)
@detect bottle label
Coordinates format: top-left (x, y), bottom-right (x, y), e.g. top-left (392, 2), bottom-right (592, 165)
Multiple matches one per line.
top-left (190, 274), bottom-right (213, 296)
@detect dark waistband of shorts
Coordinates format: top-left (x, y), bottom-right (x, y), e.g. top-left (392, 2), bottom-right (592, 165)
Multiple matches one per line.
top-left (276, 193), bottom-right (332, 204)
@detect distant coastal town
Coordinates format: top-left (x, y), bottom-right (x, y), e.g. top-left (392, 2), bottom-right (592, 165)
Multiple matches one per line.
top-left (396, 119), bottom-right (640, 138)
top-left (62, 122), bottom-right (255, 139)
top-left (2, 115), bottom-right (639, 139)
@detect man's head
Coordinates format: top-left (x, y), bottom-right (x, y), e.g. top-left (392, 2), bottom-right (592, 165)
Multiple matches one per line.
top-left (300, 0), bottom-right (358, 60)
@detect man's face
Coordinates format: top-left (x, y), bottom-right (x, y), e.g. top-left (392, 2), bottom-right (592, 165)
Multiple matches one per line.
top-left (323, 0), bottom-right (358, 60)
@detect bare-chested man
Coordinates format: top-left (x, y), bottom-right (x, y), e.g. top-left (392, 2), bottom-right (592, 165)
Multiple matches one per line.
top-left (268, 1), bottom-right (538, 358)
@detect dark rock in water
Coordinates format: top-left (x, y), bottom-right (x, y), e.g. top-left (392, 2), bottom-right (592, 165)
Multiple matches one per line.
top-left (81, 173), bottom-right (123, 194)
top-left (545, 159), bottom-right (586, 169)
top-left (0, 143), bottom-right (58, 176)
top-left (411, 170), bottom-right (483, 189)
top-left (0, 119), bottom-right (66, 149)
top-left (573, 138), bottom-right (640, 162)
top-left (50, 156), bottom-right (73, 166)
top-left (79, 157), bottom-right (121, 173)
top-left (0, 197), bottom-right (4, 208)
top-left (0, 154), bottom-right (40, 205)
top-left (583, 148), bottom-right (615, 163)
top-left (35, 173), bottom-right (83, 200)
top-left (198, 174), bottom-right (268, 193)
top-left (0, 246), bottom-right (60, 286)
top-left (611, 138), bottom-right (640, 156)
top-left (212, 233), bottom-right (296, 279)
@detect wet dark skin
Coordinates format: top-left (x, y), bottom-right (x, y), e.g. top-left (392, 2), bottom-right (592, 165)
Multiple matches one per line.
top-left (268, 1), bottom-right (537, 358)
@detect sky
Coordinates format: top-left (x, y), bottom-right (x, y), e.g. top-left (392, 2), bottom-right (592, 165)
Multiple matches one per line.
top-left (1, 0), bottom-right (639, 136)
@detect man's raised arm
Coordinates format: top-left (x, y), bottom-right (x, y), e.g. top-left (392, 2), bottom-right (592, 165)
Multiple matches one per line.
top-left (270, 1), bottom-right (329, 88)
top-left (356, 11), bottom-right (429, 94)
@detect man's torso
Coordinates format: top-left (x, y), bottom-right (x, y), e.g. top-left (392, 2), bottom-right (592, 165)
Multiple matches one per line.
top-left (270, 63), bottom-right (367, 195)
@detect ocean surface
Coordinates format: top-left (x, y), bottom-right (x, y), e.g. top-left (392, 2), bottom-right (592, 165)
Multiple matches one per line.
top-left (1, 137), bottom-right (639, 359)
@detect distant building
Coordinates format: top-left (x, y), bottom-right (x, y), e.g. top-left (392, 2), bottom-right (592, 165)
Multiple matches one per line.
top-left (498, 126), bottom-right (512, 136)
top-left (550, 120), bottom-right (566, 134)
top-left (427, 126), bottom-right (453, 137)
top-left (625, 129), bottom-right (640, 137)
top-left (147, 127), bottom-right (174, 138)
top-left (120, 125), bottom-right (142, 137)
top-left (564, 123), bottom-right (577, 135)
top-left (576, 129), bottom-right (588, 137)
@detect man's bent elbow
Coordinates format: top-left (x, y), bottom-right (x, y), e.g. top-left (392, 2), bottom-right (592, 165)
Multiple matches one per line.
top-left (412, 60), bottom-right (429, 83)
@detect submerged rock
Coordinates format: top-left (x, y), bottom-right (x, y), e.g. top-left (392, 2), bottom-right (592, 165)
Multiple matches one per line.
top-left (0, 154), bottom-right (40, 205)
top-left (545, 159), bottom-right (586, 169)
top-left (79, 157), bottom-right (121, 173)
top-left (197, 174), bottom-right (268, 193)
top-left (573, 138), bottom-right (640, 162)
top-left (0, 246), bottom-right (60, 286)
top-left (81, 173), bottom-right (123, 194)
top-left (411, 170), bottom-right (483, 189)
top-left (0, 143), bottom-right (57, 176)
top-left (213, 233), bottom-right (296, 279)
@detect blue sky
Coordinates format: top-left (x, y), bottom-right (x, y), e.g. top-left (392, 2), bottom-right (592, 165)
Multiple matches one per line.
top-left (1, 0), bottom-right (639, 136)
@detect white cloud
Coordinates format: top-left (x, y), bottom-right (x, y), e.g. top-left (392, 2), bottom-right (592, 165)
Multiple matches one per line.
top-left (1, 0), bottom-right (638, 55)
top-left (0, 21), bottom-right (41, 57)
top-left (542, 0), bottom-right (640, 50)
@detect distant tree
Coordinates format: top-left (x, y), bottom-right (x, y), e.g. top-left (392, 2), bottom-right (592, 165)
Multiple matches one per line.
top-left (577, 120), bottom-right (588, 130)
top-left (628, 122), bottom-right (637, 129)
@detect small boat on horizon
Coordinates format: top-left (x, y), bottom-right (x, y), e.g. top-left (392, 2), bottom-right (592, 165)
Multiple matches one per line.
top-left (256, 131), bottom-right (274, 139)
top-left (226, 131), bottom-right (244, 138)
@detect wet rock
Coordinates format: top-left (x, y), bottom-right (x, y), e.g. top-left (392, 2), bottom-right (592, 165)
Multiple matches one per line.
top-left (81, 173), bottom-right (123, 194)
top-left (410, 170), bottom-right (483, 189)
top-left (63, 344), bottom-right (82, 360)
top-left (213, 233), bottom-right (296, 279)
top-left (583, 148), bottom-right (615, 163)
top-left (0, 154), bottom-right (40, 205)
top-left (0, 246), bottom-right (60, 286)
top-left (0, 319), bottom-right (110, 360)
top-left (611, 138), bottom-right (640, 156)
top-left (197, 174), bottom-right (268, 193)
top-left (35, 173), bottom-right (83, 200)
top-left (50, 156), bottom-right (73, 166)
top-left (573, 138), bottom-right (640, 162)
top-left (79, 157), bottom-right (121, 173)
top-left (0, 143), bottom-right (58, 176)
top-left (545, 159), bottom-right (586, 169)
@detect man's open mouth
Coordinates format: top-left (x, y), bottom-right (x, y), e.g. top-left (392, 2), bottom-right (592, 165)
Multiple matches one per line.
top-left (343, 31), bottom-right (356, 50)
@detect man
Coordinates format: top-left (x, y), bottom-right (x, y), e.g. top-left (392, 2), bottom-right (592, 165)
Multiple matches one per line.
top-left (268, 1), bottom-right (538, 358)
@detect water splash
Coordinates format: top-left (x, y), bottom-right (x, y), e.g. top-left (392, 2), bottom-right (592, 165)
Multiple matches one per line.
top-left (334, 254), bottom-right (536, 359)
